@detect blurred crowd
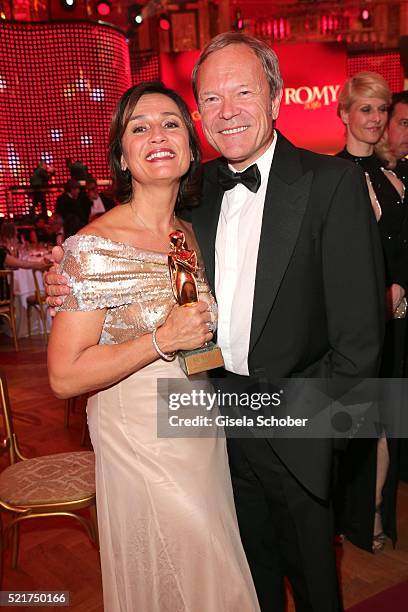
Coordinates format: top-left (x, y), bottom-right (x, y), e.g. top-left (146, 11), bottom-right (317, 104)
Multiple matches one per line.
top-left (1, 157), bottom-right (117, 272)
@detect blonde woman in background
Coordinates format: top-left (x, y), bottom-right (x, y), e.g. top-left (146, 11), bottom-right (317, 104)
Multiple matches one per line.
top-left (336, 71), bottom-right (407, 553)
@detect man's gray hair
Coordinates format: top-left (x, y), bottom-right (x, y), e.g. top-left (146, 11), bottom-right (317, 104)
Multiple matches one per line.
top-left (192, 32), bottom-right (283, 103)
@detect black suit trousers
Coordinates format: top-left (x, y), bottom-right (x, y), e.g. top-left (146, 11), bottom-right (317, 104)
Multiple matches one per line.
top-left (226, 436), bottom-right (342, 612)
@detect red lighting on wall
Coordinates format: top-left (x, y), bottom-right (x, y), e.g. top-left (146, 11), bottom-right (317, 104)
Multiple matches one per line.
top-left (0, 22), bottom-right (132, 217)
top-left (128, 4), bottom-right (144, 27)
top-left (347, 51), bottom-right (403, 92)
top-left (234, 9), bottom-right (244, 31)
top-left (359, 7), bottom-right (372, 27)
top-left (319, 13), bottom-right (349, 35)
top-left (254, 18), bottom-right (290, 41)
top-left (96, 1), bottom-right (111, 17)
top-left (60, 0), bottom-right (76, 12)
top-left (159, 14), bottom-right (171, 31)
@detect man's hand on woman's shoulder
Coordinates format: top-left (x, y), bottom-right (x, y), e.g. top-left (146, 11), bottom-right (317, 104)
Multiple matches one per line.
top-left (44, 245), bottom-right (70, 314)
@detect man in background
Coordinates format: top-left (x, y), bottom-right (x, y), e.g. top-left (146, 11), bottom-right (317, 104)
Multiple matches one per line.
top-left (78, 179), bottom-right (115, 225)
top-left (65, 157), bottom-right (90, 182)
top-left (55, 179), bottom-right (82, 239)
top-left (387, 90), bottom-right (408, 178)
top-left (387, 91), bottom-right (408, 480)
top-left (30, 159), bottom-right (55, 218)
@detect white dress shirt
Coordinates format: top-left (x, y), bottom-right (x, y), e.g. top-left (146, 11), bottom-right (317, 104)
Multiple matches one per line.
top-left (215, 135), bottom-right (277, 375)
top-left (89, 195), bottom-right (106, 219)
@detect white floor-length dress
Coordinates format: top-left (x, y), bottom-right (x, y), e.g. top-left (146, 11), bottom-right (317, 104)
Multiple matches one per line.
top-left (58, 233), bottom-right (260, 612)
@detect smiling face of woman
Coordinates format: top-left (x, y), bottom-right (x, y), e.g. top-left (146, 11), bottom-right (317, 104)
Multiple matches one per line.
top-left (340, 96), bottom-right (388, 150)
top-left (120, 93), bottom-right (191, 187)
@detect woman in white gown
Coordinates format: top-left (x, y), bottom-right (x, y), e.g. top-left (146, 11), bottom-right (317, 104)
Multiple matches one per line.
top-left (48, 81), bottom-right (260, 612)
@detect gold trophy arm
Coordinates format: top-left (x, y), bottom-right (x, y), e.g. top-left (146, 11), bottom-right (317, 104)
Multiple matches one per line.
top-left (168, 256), bottom-right (179, 303)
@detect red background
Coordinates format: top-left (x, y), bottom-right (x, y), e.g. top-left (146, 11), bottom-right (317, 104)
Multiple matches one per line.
top-left (0, 23), bottom-right (404, 217)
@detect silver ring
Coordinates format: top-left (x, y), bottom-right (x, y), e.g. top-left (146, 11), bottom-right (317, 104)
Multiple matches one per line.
top-left (206, 322), bottom-right (214, 333)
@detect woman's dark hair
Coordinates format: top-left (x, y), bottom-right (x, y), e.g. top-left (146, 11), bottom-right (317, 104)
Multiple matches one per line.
top-left (108, 81), bottom-right (201, 209)
top-left (0, 221), bottom-right (17, 242)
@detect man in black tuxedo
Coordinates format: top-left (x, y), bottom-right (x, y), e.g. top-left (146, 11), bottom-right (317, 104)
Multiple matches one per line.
top-left (188, 33), bottom-right (384, 611)
top-left (45, 33), bottom-right (384, 611)
top-left (78, 179), bottom-right (115, 225)
top-left (55, 179), bottom-right (83, 239)
top-left (386, 91), bottom-right (408, 480)
top-left (30, 160), bottom-right (55, 218)
top-left (65, 157), bottom-right (91, 182)
top-left (387, 90), bottom-right (408, 167)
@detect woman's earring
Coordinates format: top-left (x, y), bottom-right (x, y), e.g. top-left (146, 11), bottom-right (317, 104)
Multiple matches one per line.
top-left (190, 152), bottom-right (194, 162)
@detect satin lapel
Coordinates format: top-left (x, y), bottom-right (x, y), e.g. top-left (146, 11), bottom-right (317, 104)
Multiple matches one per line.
top-left (249, 134), bottom-right (313, 354)
top-left (192, 162), bottom-right (224, 293)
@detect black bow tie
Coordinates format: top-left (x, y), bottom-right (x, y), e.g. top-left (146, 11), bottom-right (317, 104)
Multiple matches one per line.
top-left (217, 163), bottom-right (261, 193)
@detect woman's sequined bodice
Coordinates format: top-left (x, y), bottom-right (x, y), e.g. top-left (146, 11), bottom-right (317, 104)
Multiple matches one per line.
top-left (58, 234), bottom-right (216, 345)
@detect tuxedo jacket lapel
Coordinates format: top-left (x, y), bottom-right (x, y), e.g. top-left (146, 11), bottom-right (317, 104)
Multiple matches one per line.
top-left (249, 134), bottom-right (312, 354)
top-left (193, 163), bottom-right (225, 292)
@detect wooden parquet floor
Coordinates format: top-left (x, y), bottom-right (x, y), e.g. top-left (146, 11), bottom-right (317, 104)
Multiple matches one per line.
top-left (0, 335), bottom-right (407, 612)
top-left (0, 336), bottom-right (102, 612)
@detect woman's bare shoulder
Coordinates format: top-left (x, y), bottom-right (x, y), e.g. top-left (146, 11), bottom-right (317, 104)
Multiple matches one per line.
top-left (78, 205), bottom-right (126, 240)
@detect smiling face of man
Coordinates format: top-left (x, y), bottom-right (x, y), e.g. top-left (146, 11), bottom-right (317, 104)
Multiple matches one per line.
top-left (196, 44), bottom-right (282, 170)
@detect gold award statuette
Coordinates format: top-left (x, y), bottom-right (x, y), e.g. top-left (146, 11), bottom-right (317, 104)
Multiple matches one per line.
top-left (168, 230), bottom-right (224, 376)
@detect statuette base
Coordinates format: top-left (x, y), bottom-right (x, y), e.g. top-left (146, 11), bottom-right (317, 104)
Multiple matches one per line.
top-left (178, 343), bottom-right (224, 376)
